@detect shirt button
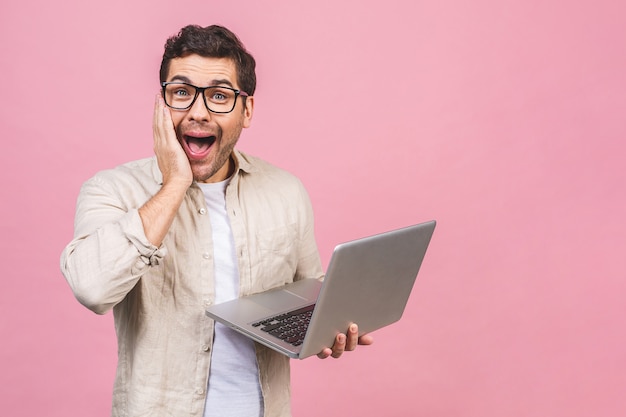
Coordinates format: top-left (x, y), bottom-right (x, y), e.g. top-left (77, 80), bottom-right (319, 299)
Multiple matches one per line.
top-left (202, 344), bottom-right (210, 352)
top-left (202, 252), bottom-right (211, 260)
top-left (196, 388), bottom-right (205, 395)
top-left (199, 208), bottom-right (207, 215)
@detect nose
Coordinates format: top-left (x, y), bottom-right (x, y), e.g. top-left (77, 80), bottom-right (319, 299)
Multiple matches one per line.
top-left (187, 93), bottom-right (211, 122)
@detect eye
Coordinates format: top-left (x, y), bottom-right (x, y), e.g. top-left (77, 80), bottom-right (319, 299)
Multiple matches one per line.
top-left (210, 90), bottom-right (230, 101)
top-left (173, 88), bottom-right (190, 96)
top-left (165, 83), bottom-right (194, 98)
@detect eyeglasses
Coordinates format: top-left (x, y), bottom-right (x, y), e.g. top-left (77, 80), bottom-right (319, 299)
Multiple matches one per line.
top-left (161, 82), bottom-right (249, 113)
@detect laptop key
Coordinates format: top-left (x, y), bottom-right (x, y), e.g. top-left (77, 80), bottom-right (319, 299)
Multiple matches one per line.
top-left (254, 304), bottom-right (315, 346)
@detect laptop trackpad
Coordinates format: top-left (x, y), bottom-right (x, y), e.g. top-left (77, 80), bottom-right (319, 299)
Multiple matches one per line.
top-left (251, 279), bottom-right (321, 311)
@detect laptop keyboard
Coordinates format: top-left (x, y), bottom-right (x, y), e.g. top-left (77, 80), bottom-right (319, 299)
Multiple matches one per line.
top-left (251, 304), bottom-right (315, 346)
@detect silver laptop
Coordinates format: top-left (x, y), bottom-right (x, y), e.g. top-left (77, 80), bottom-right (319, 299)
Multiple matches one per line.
top-left (205, 220), bottom-right (436, 359)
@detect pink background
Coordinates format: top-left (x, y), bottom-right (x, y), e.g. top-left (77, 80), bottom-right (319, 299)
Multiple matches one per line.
top-left (1, 1), bottom-right (625, 416)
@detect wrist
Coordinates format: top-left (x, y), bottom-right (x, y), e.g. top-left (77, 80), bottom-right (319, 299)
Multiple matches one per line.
top-left (161, 177), bottom-right (192, 194)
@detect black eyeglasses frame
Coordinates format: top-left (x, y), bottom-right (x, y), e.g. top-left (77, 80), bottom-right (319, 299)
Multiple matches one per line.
top-left (160, 81), bottom-right (249, 114)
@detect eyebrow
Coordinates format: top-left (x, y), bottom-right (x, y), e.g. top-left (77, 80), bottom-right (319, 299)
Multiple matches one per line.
top-left (169, 75), bottom-right (235, 88)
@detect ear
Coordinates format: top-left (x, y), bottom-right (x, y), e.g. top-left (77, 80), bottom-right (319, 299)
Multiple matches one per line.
top-left (242, 96), bottom-right (254, 128)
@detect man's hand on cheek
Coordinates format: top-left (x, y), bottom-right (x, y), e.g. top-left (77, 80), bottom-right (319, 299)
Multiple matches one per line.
top-left (153, 93), bottom-right (193, 188)
top-left (316, 323), bottom-right (374, 359)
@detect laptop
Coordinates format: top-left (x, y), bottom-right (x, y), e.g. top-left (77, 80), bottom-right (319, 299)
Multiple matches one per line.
top-left (205, 220), bottom-right (436, 359)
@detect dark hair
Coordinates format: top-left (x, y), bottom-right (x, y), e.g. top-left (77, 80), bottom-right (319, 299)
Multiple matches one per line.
top-left (159, 25), bottom-right (256, 96)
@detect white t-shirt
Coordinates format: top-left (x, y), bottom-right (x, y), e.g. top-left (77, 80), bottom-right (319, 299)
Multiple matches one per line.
top-left (199, 179), bottom-right (263, 417)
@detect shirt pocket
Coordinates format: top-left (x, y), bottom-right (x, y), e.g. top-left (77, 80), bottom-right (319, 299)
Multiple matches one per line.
top-left (252, 223), bottom-right (298, 290)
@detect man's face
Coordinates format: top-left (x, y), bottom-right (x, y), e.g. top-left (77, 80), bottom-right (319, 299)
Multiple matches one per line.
top-left (165, 54), bottom-right (254, 183)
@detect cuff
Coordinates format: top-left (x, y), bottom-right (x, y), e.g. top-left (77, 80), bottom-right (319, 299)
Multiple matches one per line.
top-left (121, 209), bottom-right (168, 270)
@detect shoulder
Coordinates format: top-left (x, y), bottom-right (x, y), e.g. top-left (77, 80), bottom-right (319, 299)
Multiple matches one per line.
top-left (86, 157), bottom-right (160, 187)
top-left (233, 150), bottom-right (313, 213)
top-left (79, 157), bottom-right (161, 204)
top-left (235, 150), bottom-right (306, 190)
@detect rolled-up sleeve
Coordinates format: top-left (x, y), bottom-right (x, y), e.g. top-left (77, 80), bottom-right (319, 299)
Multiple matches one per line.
top-left (60, 172), bottom-right (166, 314)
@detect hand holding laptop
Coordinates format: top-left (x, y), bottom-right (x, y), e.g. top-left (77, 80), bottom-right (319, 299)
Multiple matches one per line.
top-left (317, 323), bottom-right (375, 359)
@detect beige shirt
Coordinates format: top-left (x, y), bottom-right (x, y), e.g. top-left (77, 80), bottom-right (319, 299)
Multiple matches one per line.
top-left (60, 150), bottom-right (324, 417)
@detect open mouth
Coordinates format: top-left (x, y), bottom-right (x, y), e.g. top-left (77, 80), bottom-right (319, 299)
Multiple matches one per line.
top-left (183, 135), bottom-right (216, 159)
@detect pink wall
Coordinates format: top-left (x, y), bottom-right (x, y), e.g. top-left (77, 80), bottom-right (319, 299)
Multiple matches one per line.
top-left (1, 1), bottom-right (625, 416)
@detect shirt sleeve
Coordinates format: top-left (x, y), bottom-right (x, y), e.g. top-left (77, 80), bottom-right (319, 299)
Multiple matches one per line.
top-left (60, 173), bottom-right (166, 314)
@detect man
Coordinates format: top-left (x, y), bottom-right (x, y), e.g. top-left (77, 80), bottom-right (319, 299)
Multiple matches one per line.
top-left (60, 24), bottom-right (372, 417)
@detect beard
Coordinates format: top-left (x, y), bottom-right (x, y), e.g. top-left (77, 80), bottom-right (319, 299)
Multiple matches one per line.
top-left (176, 118), bottom-right (244, 183)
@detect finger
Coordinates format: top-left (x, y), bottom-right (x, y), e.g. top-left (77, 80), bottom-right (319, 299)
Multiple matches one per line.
top-left (153, 94), bottom-right (162, 141)
top-left (330, 333), bottom-right (346, 359)
top-left (345, 323), bottom-right (359, 351)
top-left (358, 333), bottom-right (375, 346)
top-left (154, 96), bottom-right (182, 162)
top-left (155, 96), bottom-right (173, 138)
top-left (317, 348), bottom-right (332, 359)
top-left (154, 93), bottom-right (173, 129)
top-left (161, 98), bottom-right (174, 135)
top-left (153, 94), bottom-right (171, 147)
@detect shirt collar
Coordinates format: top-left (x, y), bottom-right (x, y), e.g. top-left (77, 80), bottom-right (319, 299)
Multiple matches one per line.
top-left (232, 149), bottom-right (256, 175)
